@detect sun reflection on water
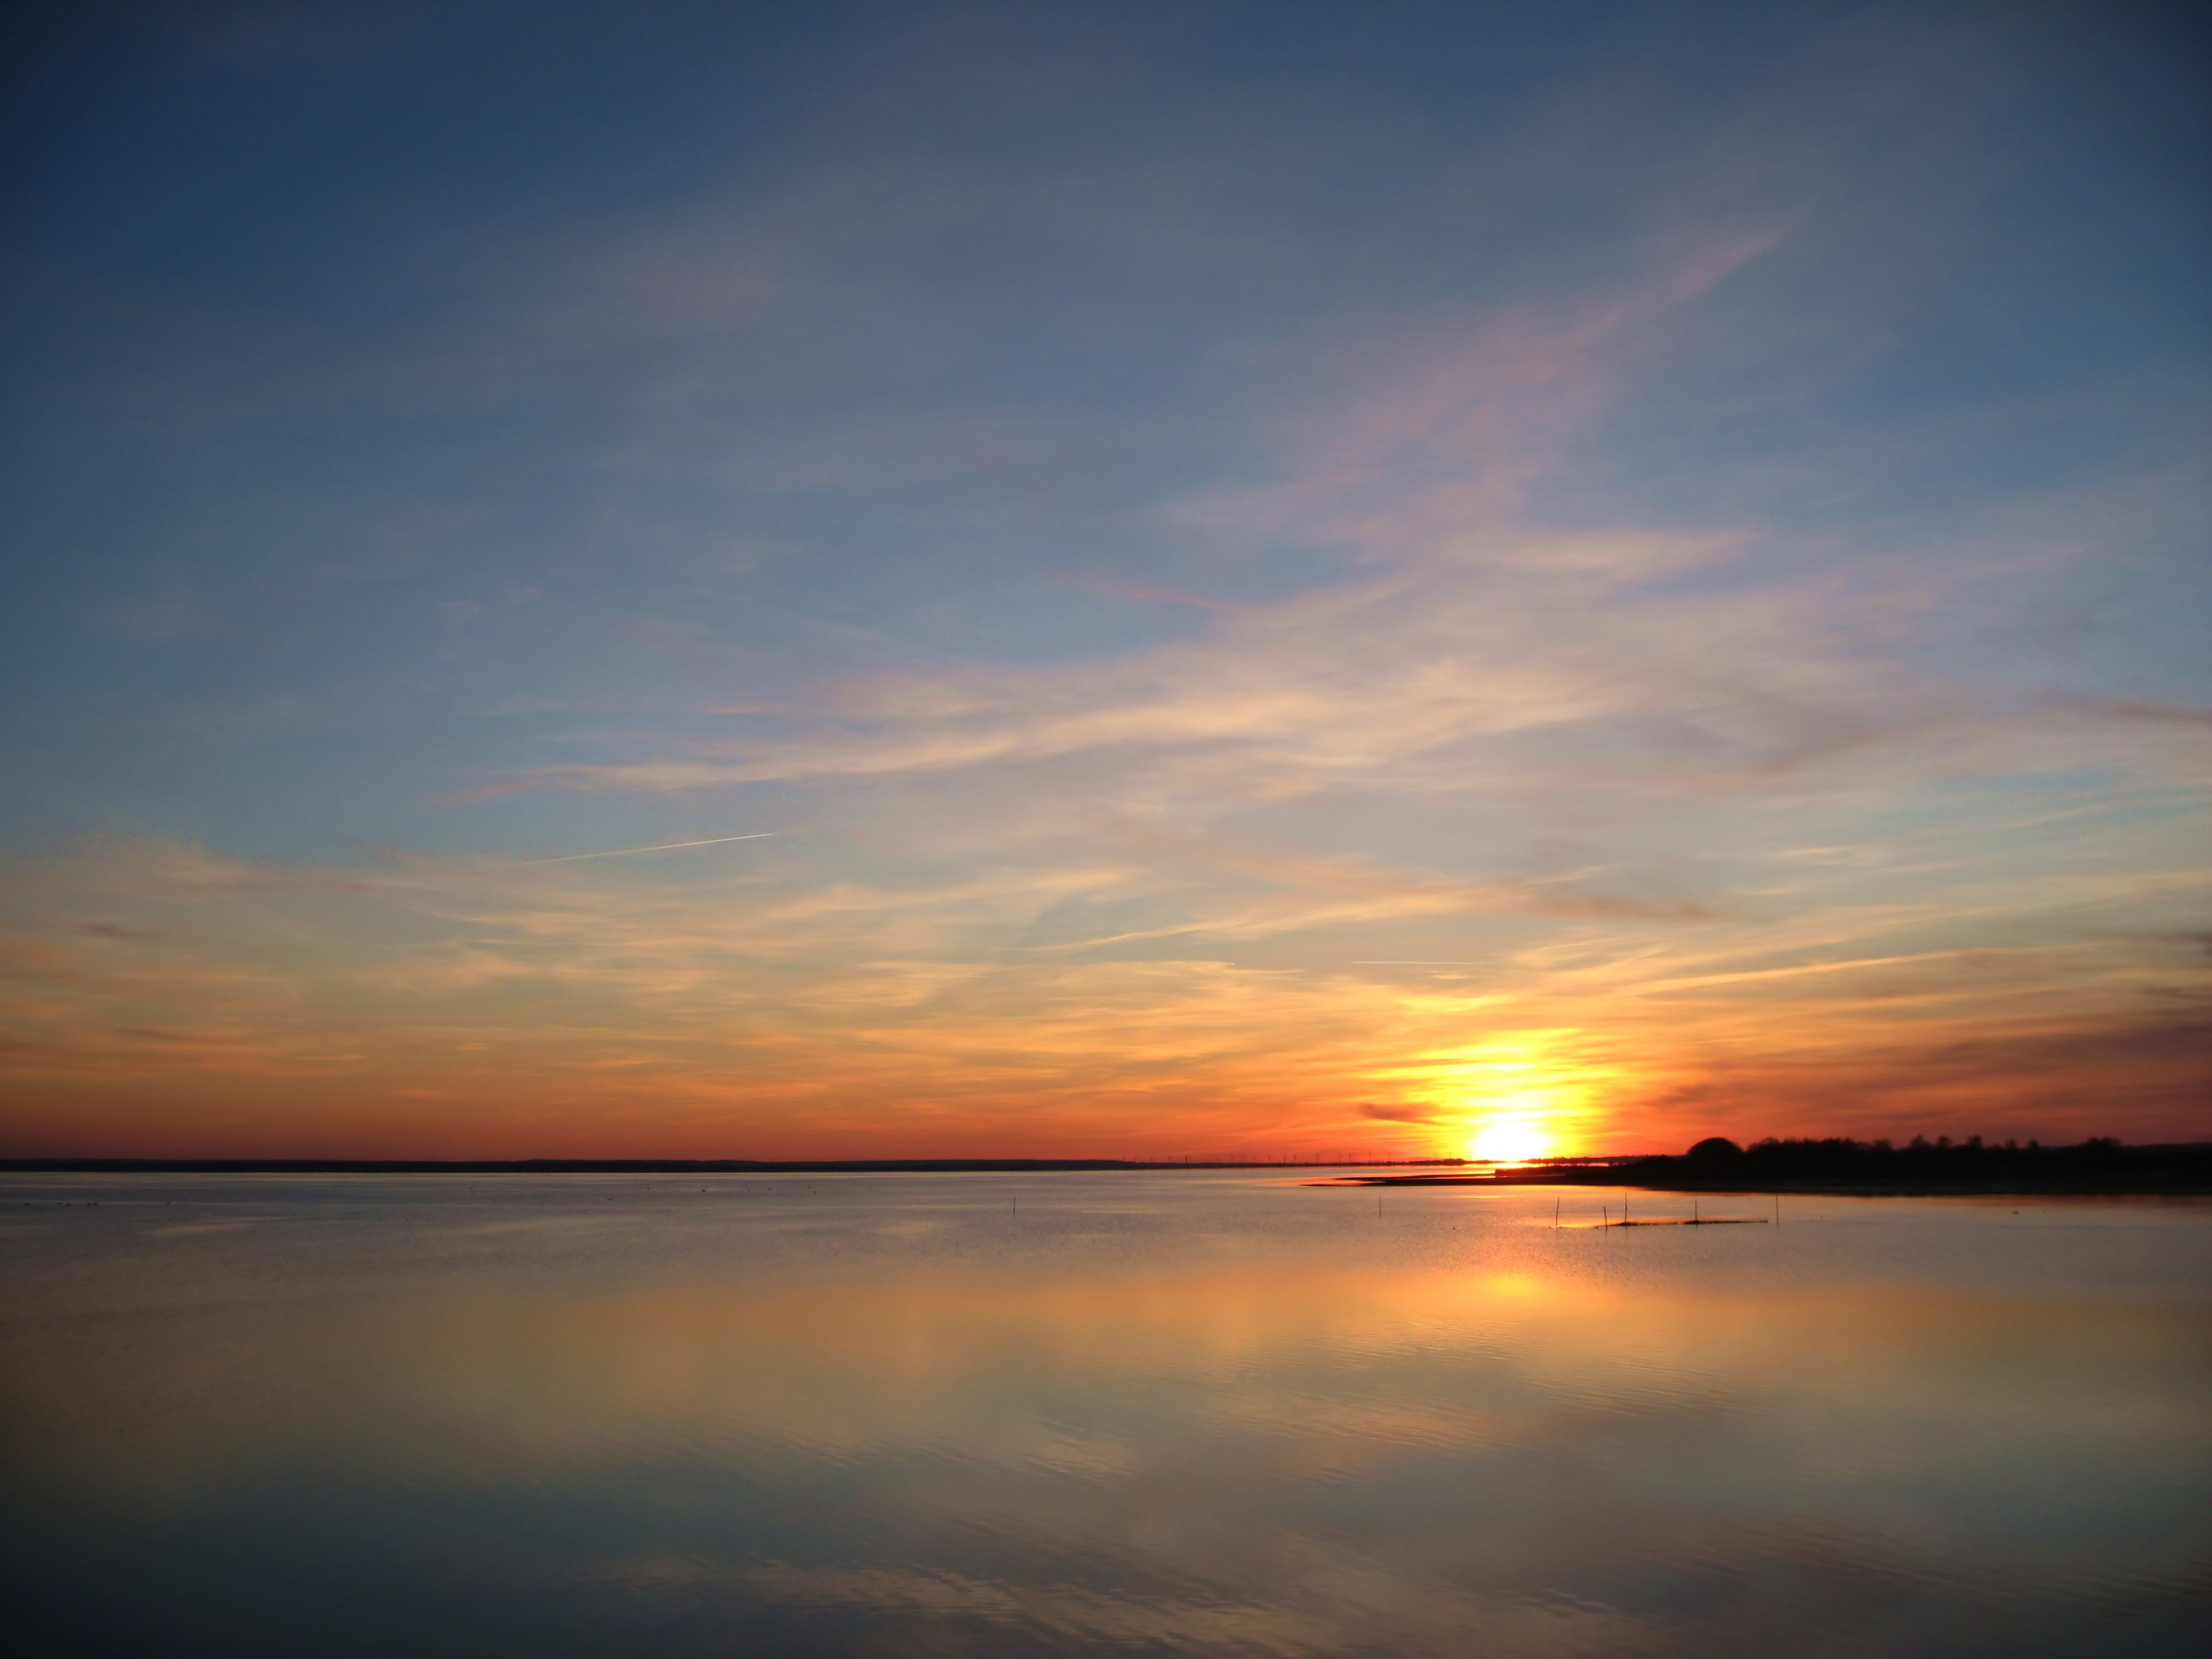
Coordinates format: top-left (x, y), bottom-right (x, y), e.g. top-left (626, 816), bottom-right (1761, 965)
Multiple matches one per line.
top-left (3, 1175), bottom-right (2207, 1657)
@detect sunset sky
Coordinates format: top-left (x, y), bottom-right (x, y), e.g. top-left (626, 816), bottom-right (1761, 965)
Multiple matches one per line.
top-left (2, 1), bottom-right (2206, 1159)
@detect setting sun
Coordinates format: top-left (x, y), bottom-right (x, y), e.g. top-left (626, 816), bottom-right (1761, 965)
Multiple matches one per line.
top-left (1371, 1030), bottom-right (1613, 1164)
top-left (1469, 1118), bottom-right (1555, 1165)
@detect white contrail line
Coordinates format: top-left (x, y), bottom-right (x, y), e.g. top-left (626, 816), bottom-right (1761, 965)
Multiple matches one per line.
top-left (515, 833), bottom-right (777, 865)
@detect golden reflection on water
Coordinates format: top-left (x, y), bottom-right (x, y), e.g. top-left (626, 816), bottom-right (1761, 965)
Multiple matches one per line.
top-left (3, 1181), bottom-right (2208, 1657)
top-left (15, 1260), bottom-right (2207, 1512)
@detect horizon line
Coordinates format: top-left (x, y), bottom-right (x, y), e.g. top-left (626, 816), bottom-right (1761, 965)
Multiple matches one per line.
top-left (4, 1139), bottom-right (2200, 1175)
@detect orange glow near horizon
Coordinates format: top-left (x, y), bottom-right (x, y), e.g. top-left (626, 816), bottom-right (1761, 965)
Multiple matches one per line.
top-left (1, 834), bottom-right (2206, 1161)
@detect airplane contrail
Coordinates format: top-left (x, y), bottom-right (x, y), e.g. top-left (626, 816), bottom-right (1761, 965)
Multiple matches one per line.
top-left (516, 833), bottom-right (777, 865)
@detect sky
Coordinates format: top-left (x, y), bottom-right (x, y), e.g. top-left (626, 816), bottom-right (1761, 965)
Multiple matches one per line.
top-left (1, 0), bottom-right (2206, 1161)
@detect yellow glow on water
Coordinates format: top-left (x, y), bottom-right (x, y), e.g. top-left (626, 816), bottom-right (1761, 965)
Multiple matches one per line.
top-left (1481, 1273), bottom-right (1546, 1301)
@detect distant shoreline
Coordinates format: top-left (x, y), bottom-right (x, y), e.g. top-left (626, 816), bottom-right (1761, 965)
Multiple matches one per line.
top-left (1346, 1139), bottom-right (2212, 1197)
top-left (1347, 1175), bottom-right (2212, 1196)
top-left (6, 1143), bottom-right (2208, 1196)
top-left (0, 1157), bottom-right (1455, 1176)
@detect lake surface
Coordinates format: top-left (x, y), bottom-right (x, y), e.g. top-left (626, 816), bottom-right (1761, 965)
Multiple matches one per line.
top-left (2, 1172), bottom-right (2207, 1657)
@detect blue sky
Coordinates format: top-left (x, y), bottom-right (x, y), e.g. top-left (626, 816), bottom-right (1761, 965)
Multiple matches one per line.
top-left (1, 1), bottom-right (2205, 1156)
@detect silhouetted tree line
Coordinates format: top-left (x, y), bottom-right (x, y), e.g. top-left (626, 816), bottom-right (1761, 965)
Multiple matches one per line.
top-left (1605, 1133), bottom-right (2212, 1190)
top-left (1683, 1132), bottom-right (2133, 1163)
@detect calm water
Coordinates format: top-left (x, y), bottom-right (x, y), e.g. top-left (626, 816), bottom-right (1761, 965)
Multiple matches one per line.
top-left (2, 1173), bottom-right (2206, 1657)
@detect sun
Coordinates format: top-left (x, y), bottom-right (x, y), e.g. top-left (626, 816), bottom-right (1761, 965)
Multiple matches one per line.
top-left (1375, 1029), bottom-right (1607, 1164)
top-left (1469, 1117), bottom-right (1555, 1165)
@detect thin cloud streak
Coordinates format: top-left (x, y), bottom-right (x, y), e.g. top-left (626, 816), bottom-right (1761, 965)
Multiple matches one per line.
top-left (512, 834), bottom-right (778, 865)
